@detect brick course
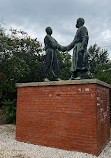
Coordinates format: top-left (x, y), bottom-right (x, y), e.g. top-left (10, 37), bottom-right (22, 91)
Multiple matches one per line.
top-left (16, 80), bottom-right (110, 156)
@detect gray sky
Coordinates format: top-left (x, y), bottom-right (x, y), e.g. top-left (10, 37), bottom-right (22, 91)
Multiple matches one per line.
top-left (0, 0), bottom-right (111, 59)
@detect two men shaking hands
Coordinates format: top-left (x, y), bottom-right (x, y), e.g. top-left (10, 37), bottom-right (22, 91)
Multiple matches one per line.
top-left (44, 18), bottom-right (89, 82)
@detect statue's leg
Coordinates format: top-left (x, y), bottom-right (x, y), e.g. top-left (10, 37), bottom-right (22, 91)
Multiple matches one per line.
top-left (52, 51), bottom-right (61, 81)
top-left (79, 69), bottom-right (87, 79)
top-left (52, 51), bottom-right (58, 78)
top-left (70, 70), bottom-right (78, 80)
top-left (44, 51), bottom-right (52, 80)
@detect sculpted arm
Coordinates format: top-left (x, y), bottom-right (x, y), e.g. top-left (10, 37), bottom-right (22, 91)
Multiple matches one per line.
top-left (65, 33), bottom-right (79, 51)
top-left (44, 35), bottom-right (59, 49)
top-left (45, 35), bottom-right (69, 52)
top-left (48, 36), bottom-right (67, 52)
top-left (57, 38), bottom-right (75, 52)
top-left (66, 39), bottom-right (75, 51)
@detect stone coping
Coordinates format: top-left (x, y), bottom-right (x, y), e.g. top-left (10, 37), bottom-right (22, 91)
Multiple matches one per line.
top-left (16, 79), bottom-right (111, 88)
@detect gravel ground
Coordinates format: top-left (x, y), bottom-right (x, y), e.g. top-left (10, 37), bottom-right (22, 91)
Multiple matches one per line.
top-left (0, 125), bottom-right (111, 158)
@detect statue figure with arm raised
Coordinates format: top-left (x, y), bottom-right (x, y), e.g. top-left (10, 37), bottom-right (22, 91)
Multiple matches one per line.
top-left (43, 27), bottom-right (65, 82)
top-left (67, 18), bottom-right (89, 80)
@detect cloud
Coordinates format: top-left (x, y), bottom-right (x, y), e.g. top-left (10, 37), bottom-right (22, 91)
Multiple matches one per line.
top-left (0, 0), bottom-right (111, 58)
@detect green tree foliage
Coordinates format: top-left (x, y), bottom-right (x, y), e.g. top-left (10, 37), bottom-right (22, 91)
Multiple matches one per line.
top-left (96, 62), bottom-right (111, 84)
top-left (88, 44), bottom-right (111, 88)
top-left (57, 51), bottom-right (71, 80)
top-left (2, 99), bottom-right (16, 124)
top-left (88, 44), bottom-right (109, 78)
top-left (0, 28), bottom-right (44, 83)
top-left (0, 25), bottom-right (44, 123)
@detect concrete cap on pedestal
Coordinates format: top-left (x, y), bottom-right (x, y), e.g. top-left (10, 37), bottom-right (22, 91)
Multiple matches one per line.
top-left (16, 79), bottom-right (111, 88)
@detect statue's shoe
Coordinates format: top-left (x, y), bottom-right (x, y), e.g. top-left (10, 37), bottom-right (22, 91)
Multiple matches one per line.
top-left (69, 76), bottom-right (81, 80)
top-left (69, 77), bottom-right (75, 80)
top-left (74, 77), bottom-right (81, 80)
top-left (55, 78), bottom-right (62, 81)
top-left (43, 78), bottom-right (50, 82)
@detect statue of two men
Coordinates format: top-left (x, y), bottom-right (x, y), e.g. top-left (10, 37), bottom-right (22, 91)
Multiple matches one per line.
top-left (44, 18), bottom-right (89, 81)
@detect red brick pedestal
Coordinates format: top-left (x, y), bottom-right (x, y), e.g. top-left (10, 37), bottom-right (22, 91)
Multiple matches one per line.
top-left (16, 79), bottom-right (110, 156)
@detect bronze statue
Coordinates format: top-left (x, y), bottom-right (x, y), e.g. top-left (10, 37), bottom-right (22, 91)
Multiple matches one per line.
top-left (43, 18), bottom-right (89, 81)
top-left (44, 27), bottom-right (64, 82)
top-left (66, 18), bottom-right (89, 80)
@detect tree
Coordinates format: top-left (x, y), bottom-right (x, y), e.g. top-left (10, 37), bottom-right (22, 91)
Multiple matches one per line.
top-left (88, 44), bottom-right (109, 78)
top-left (57, 51), bottom-right (71, 80)
top-left (0, 25), bottom-right (44, 123)
top-left (0, 28), bottom-right (44, 83)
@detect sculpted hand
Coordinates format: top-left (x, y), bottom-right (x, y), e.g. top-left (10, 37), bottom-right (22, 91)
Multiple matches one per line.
top-left (60, 46), bottom-right (67, 52)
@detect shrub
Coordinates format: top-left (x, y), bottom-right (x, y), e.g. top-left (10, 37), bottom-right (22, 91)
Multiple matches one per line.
top-left (2, 99), bottom-right (16, 124)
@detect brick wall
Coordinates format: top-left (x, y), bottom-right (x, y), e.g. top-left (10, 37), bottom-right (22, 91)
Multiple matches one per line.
top-left (16, 80), bottom-right (110, 156)
top-left (96, 85), bottom-right (110, 155)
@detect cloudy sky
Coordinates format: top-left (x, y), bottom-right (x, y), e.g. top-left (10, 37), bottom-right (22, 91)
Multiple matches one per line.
top-left (0, 0), bottom-right (111, 58)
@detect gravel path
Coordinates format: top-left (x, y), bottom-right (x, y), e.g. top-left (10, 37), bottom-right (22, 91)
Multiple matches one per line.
top-left (0, 125), bottom-right (111, 158)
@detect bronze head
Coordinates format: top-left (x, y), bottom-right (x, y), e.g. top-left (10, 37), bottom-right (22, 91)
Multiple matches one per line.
top-left (45, 27), bottom-right (52, 35)
top-left (76, 18), bottom-right (85, 28)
